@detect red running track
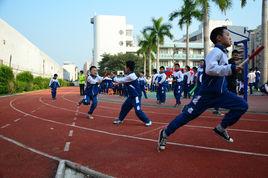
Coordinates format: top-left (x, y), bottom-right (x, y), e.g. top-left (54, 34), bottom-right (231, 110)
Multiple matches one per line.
top-left (0, 87), bottom-right (268, 178)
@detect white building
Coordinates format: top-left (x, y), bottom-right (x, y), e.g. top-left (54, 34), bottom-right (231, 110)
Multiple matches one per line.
top-left (62, 61), bottom-right (78, 81)
top-left (0, 18), bottom-right (63, 78)
top-left (90, 15), bottom-right (138, 66)
top-left (83, 61), bottom-right (92, 75)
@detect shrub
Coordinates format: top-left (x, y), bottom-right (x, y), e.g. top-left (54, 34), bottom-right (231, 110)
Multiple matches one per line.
top-left (16, 71), bottom-right (33, 82)
top-left (0, 65), bottom-right (15, 94)
top-left (16, 71), bottom-right (33, 92)
top-left (33, 76), bottom-right (50, 90)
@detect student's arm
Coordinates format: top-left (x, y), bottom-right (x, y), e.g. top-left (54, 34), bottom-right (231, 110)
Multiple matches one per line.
top-left (265, 84), bottom-right (268, 93)
top-left (57, 80), bottom-right (60, 87)
top-left (87, 75), bottom-right (99, 84)
top-left (49, 79), bottom-right (53, 87)
top-left (96, 75), bottom-right (103, 83)
top-left (205, 48), bottom-right (234, 77)
top-left (158, 74), bottom-right (166, 84)
top-left (114, 73), bottom-right (137, 83)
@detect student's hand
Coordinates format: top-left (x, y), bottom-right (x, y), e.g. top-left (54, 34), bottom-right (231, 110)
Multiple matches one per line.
top-left (236, 66), bottom-right (243, 72)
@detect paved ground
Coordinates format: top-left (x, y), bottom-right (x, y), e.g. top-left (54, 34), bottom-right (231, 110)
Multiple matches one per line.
top-left (0, 87), bottom-right (268, 178)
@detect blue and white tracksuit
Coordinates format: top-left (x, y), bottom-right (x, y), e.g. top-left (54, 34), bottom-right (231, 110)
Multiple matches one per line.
top-left (173, 70), bottom-right (183, 104)
top-left (49, 78), bottom-right (60, 99)
top-left (114, 73), bottom-right (151, 124)
top-left (156, 73), bottom-right (167, 103)
top-left (84, 74), bottom-right (103, 115)
top-left (138, 76), bottom-right (148, 99)
top-left (165, 44), bottom-right (248, 136)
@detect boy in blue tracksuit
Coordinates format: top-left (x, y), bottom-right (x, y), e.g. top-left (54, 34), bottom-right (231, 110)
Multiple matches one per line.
top-left (156, 66), bottom-right (167, 104)
top-left (158, 26), bottom-right (248, 151)
top-left (79, 66), bottom-right (103, 119)
top-left (138, 72), bottom-right (148, 99)
top-left (113, 60), bottom-right (152, 127)
top-left (49, 74), bottom-right (60, 100)
top-left (172, 63), bottom-right (183, 107)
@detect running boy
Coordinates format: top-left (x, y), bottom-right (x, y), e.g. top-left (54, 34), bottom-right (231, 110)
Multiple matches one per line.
top-left (49, 74), bottom-right (60, 100)
top-left (138, 72), bottom-right (148, 99)
top-left (79, 66), bottom-right (103, 119)
top-left (113, 60), bottom-right (152, 127)
top-left (158, 26), bottom-right (248, 151)
top-left (172, 63), bottom-right (183, 107)
top-left (156, 66), bottom-right (167, 104)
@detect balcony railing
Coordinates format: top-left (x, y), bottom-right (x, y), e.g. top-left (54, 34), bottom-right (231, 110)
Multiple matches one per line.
top-left (159, 53), bottom-right (204, 60)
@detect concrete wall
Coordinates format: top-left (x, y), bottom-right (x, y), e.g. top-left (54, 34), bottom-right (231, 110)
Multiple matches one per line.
top-left (0, 18), bottom-right (63, 78)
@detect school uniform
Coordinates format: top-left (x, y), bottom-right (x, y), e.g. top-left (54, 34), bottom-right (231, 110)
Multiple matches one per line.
top-left (156, 73), bottom-right (167, 104)
top-left (84, 74), bottom-right (103, 115)
top-left (113, 72), bottom-right (151, 124)
top-left (49, 78), bottom-right (60, 99)
top-left (172, 70), bottom-right (183, 105)
top-left (248, 71), bottom-right (256, 95)
top-left (138, 76), bottom-right (148, 99)
top-left (164, 44), bottom-right (248, 136)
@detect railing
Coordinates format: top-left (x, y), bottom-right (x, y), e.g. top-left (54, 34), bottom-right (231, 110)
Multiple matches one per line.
top-left (159, 53), bottom-right (204, 60)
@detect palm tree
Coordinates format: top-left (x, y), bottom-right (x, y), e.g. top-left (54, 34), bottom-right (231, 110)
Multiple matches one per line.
top-left (137, 31), bottom-right (156, 77)
top-left (143, 17), bottom-right (173, 70)
top-left (196, 0), bottom-right (232, 57)
top-left (169, 0), bottom-right (202, 66)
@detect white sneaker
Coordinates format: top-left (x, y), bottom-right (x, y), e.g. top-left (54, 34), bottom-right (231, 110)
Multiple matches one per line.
top-left (113, 118), bottom-right (123, 125)
top-left (88, 114), bottom-right (94, 119)
top-left (145, 120), bottom-right (152, 127)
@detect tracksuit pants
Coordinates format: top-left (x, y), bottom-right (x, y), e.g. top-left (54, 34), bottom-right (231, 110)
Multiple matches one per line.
top-left (118, 96), bottom-right (150, 123)
top-left (51, 89), bottom-right (57, 99)
top-left (165, 91), bottom-right (248, 136)
top-left (88, 95), bottom-right (98, 115)
top-left (157, 85), bottom-right (166, 103)
top-left (173, 82), bottom-right (182, 104)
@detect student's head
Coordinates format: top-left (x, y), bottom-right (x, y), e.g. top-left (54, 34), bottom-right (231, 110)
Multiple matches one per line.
top-left (192, 67), bottom-right (197, 73)
top-left (249, 68), bottom-right (254, 72)
top-left (185, 65), bottom-right (190, 71)
top-left (53, 74), bottom-right (58, 79)
top-left (199, 60), bottom-right (204, 68)
top-left (159, 66), bottom-right (165, 73)
top-left (232, 49), bottom-right (240, 60)
top-left (174, 63), bottom-right (180, 71)
top-left (210, 26), bottom-right (232, 47)
top-left (139, 71), bottom-right (144, 77)
top-left (255, 67), bottom-right (259, 71)
top-left (125, 60), bottom-right (135, 73)
top-left (152, 69), bottom-right (157, 74)
top-left (90, 66), bottom-right (97, 76)
top-left (80, 70), bottom-right (84, 74)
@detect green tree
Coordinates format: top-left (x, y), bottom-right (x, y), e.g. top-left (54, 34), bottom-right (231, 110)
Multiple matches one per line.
top-left (143, 17), bottom-right (173, 70)
top-left (196, 0), bottom-right (232, 56)
top-left (98, 53), bottom-right (143, 76)
top-left (0, 65), bottom-right (15, 94)
top-left (169, 0), bottom-right (202, 66)
top-left (137, 31), bottom-right (156, 77)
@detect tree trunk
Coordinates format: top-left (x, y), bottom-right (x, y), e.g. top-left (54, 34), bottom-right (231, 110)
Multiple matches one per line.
top-left (143, 54), bottom-right (147, 76)
top-left (186, 24), bottom-right (189, 66)
top-left (156, 37), bottom-right (160, 70)
top-left (148, 49), bottom-right (152, 77)
top-left (203, 7), bottom-right (209, 57)
top-left (261, 0), bottom-right (268, 83)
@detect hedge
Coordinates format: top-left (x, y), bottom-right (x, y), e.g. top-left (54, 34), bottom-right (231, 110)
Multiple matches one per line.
top-left (0, 65), bottom-right (15, 94)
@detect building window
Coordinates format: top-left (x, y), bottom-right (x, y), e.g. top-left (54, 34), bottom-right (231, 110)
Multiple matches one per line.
top-left (119, 41), bottom-right (124, 46)
top-left (3, 40), bottom-right (6, 45)
top-left (126, 30), bottom-right (132, 36)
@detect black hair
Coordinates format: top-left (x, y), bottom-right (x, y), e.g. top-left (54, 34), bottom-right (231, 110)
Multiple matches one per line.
top-left (152, 69), bottom-right (157, 74)
top-left (255, 67), bottom-right (259, 70)
top-left (174, 63), bottom-right (180, 67)
top-left (126, 60), bottom-right (135, 71)
top-left (185, 65), bottom-right (190, 71)
top-left (54, 74), bottom-right (58, 77)
top-left (210, 26), bottom-right (228, 44)
top-left (232, 49), bottom-right (239, 54)
top-left (192, 67), bottom-right (197, 72)
top-left (140, 71), bottom-right (144, 74)
top-left (90, 66), bottom-right (97, 71)
top-left (80, 70), bottom-right (84, 74)
top-left (160, 66), bottom-right (165, 70)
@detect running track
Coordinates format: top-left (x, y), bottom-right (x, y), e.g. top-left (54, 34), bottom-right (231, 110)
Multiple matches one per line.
top-left (0, 87), bottom-right (268, 178)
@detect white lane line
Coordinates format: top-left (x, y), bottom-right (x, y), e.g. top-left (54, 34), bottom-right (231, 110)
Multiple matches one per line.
top-left (0, 134), bottom-right (111, 178)
top-left (75, 112), bottom-right (78, 116)
top-left (10, 99), bottom-right (268, 158)
top-left (64, 142), bottom-right (71, 151)
top-left (72, 122), bottom-right (75, 126)
top-left (69, 130), bottom-right (73, 137)
top-left (61, 94), bottom-right (268, 123)
top-left (31, 110), bottom-right (36, 113)
top-left (39, 97), bottom-right (268, 134)
top-left (133, 126), bottom-right (164, 137)
top-left (14, 118), bottom-right (21, 122)
top-left (1, 124), bottom-right (10, 129)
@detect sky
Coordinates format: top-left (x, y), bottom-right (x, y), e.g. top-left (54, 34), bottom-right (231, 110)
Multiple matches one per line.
top-left (0, 0), bottom-right (262, 69)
